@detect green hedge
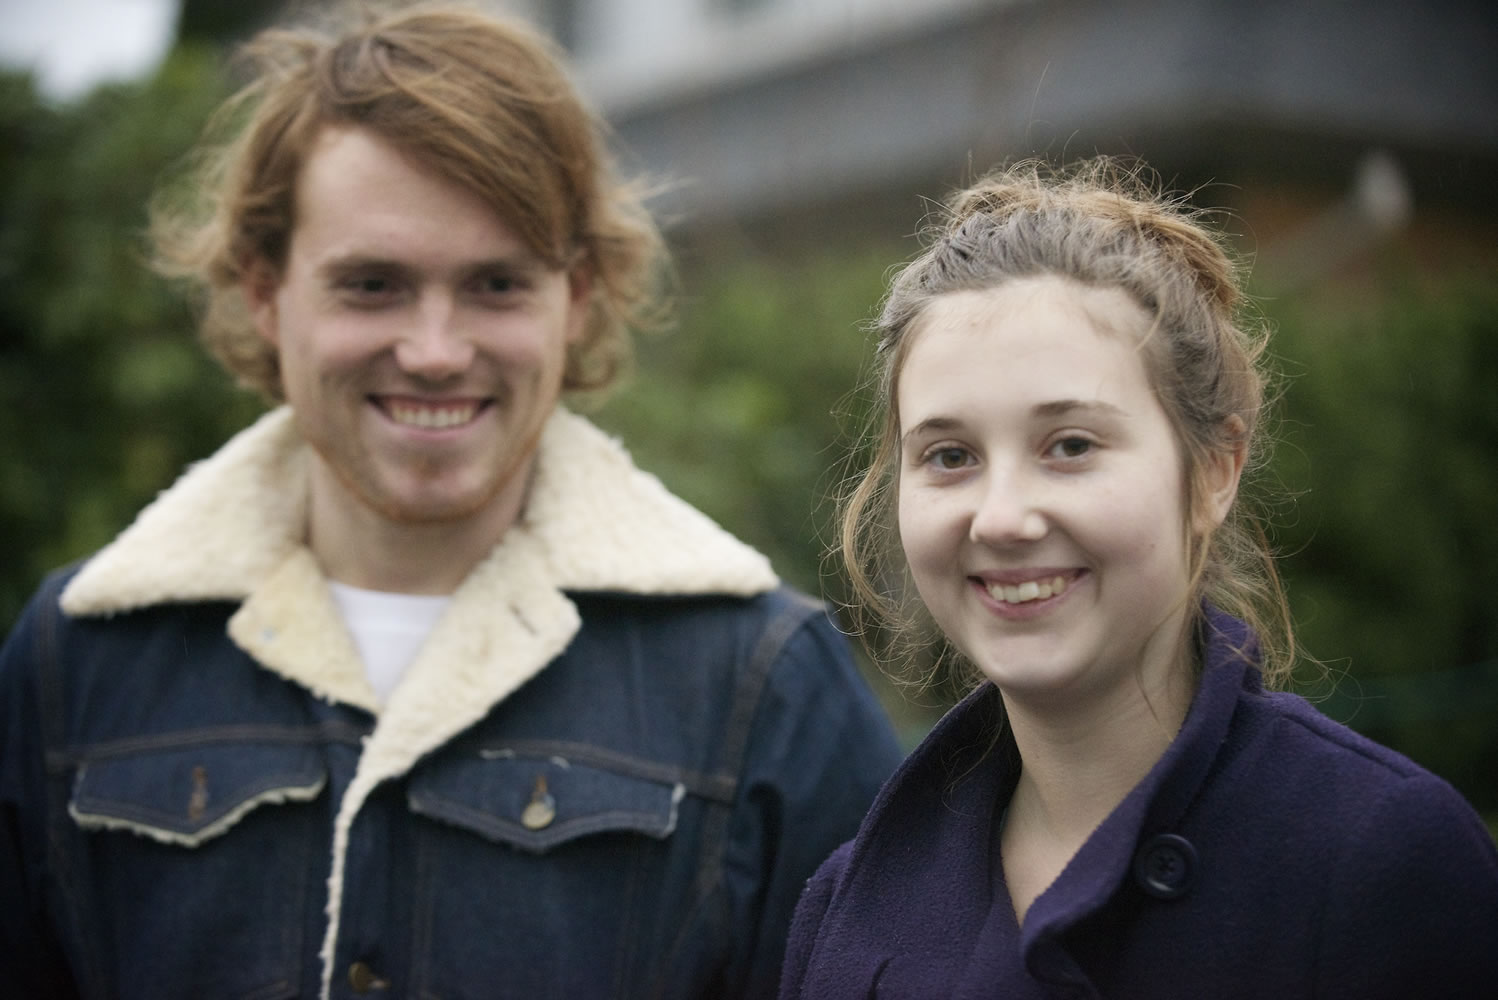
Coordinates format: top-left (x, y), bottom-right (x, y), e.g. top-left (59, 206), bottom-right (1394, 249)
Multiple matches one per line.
top-left (1, 50), bottom-right (264, 630)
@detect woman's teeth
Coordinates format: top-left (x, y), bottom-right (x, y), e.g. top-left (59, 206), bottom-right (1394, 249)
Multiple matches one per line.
top-left (986, 575), bottom-right (1068, 605)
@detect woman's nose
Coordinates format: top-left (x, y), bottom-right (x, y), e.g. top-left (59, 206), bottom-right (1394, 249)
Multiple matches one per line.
top-left (969, 471), bottom-right (1047, 545)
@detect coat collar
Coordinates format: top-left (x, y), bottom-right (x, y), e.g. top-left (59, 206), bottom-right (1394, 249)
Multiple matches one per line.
top-left (819, 611), bottom-right (1261, 989)
top-left (1018, 611), bottom-right (1259, 963)
top-left (61, 404), bottom-right (777, 616)
top-left (58, 401), bottom-right (777, 790)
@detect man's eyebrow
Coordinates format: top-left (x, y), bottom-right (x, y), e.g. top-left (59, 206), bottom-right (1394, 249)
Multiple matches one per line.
top-left (316, 254), bottom-right (408, 277)
top-left (317, 253), bottom-right (547, 275)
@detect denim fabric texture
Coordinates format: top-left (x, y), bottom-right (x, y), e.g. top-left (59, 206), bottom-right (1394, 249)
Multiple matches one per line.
top-left (2, 574), bottom-right (900, 1000)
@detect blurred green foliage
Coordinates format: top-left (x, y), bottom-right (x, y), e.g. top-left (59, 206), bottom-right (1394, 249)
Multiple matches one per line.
top-left (2, 49), bottom-right (1494, 818)
top-left (591, 247), bottom-right (897, 602)
top-left (0, 50), bottom-right (263, 628)
top-left (1264, 271), bottom-right (1498, 807)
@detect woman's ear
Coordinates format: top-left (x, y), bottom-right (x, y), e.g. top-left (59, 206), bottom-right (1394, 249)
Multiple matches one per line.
top-left (1195, 415), bottom-right (1247, 533)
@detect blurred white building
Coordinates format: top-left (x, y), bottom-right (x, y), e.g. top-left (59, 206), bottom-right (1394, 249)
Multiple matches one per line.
top-left (507, 0), bottom-right (1496, 246)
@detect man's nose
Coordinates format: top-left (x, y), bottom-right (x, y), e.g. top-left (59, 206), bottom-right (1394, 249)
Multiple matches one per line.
top-left (394, 298), bottom-right (476, 378)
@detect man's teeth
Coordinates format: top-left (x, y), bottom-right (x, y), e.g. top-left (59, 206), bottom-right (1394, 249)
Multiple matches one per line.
top-left (986, 576), bottom-right (1068, 605)
top-left (389, 403), bottom-right (478, 428)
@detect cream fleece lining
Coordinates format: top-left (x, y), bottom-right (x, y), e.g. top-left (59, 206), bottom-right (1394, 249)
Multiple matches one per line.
top-left (69, 773), bottom-right (328, 849)
top-left (58, 405), bottom-right (779, 999)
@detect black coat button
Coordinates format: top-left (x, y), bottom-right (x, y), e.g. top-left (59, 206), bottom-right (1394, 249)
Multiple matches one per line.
top-left (1133, 833), bottom-right (1197, 899)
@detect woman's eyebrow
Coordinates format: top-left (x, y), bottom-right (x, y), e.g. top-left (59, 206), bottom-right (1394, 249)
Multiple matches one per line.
top-left (1032, 399), bottom-right (1128, 419)
top-left (900, 416), bottom-right (963, 446)
top-left (900, 400), bottom-right (1130, 445)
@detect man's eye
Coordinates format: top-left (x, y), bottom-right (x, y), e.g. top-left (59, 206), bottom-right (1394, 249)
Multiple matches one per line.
top-left (338, 274), bottom-right (395, 297)
top-left (475, 273), bottom-right (523, 296)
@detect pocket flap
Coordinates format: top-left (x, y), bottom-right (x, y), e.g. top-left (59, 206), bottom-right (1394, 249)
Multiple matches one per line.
top-left (70, 743), bottom-right (327, 847)
top-left (408, 749), bottom-right (686, 854)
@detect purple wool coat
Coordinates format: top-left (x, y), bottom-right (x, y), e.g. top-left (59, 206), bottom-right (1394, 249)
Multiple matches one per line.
top-left (780, 612), bottom-right (1498, 999)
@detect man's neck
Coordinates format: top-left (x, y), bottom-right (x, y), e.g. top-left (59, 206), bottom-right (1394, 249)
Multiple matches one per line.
top-left (304, 459), bottom-right (529, 596)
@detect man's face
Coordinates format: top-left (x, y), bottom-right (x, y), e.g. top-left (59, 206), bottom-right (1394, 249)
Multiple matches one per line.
top-left (249, 125), bottom-right (588, 534)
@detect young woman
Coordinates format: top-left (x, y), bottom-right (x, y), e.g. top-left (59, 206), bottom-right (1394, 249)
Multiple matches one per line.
top-left (779, 160), bottom-right (1498, 999)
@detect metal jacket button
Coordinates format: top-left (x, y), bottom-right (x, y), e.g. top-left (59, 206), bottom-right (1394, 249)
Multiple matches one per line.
top-left (521, 774), bottom-right (556, 830)
top-left (1133, 833), bottom-right (1197, 899)
top-left (348, 961), bottom-right (389, 993)
top-left (187, 765), bottom-right (209, 822)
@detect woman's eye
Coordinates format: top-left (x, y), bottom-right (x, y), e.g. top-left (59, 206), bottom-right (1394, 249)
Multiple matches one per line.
top-left (1050, 436), bottom-right (1093, 459)
top-left (928, 447), bottom-right (970, 470)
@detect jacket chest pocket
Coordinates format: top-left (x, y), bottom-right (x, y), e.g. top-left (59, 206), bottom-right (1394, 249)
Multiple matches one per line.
top-left (68, 742), bottom-right (327, 1000)
top-left (403, 748), bottom-right (691, 998)
top-left (407, 747), bottom-right (685, 852)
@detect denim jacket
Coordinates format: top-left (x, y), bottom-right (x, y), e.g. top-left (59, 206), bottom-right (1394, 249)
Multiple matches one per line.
top-left (0, 407), bottom-right (902, 1000)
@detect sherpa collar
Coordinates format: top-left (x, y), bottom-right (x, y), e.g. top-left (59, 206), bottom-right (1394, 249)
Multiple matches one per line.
top-left (62, 405), bottom-right (777, 716)
top-left (62, 404), bottom-right (776, 616)
top-left (60, 402), bottom-right (777, 746)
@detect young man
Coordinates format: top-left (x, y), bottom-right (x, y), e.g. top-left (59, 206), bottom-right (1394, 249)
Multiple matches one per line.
top-left (0, 6), bottom-right (901, 998)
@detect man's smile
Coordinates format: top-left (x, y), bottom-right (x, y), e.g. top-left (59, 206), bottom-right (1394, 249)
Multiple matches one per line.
top-left (374, 395), bottom-right (488, 430)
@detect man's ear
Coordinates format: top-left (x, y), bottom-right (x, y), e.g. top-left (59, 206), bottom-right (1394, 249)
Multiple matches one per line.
top-left (564, 260), bottom-right (594, 345)
top-left (1195, 415), bottom-right (1248, 532)
top-left (243, 258), bottom-right (282, 347)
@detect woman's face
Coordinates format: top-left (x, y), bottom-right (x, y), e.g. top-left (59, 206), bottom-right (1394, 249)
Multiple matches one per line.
top-left (895, 275), bottom-right (1214, 710)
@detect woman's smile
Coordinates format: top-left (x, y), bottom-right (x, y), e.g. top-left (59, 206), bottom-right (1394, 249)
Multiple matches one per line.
top-left (896, 275), bottom-right (1196, 704)
top-left (970, 568), bottom-right (1086, 613)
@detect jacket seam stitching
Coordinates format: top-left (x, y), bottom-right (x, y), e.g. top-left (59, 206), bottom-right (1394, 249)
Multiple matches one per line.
top-left (36, 573), bottom-right (108, 998)
top-left (472, 738), bottom-right (736, 803)
top-left (651, 594), bottom-right (824, 997)
top-left (44, 721), bottom-right (369, 771)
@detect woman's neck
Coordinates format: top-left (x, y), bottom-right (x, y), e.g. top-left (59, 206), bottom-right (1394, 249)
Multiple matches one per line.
top-left (998, 644), bottom-right (1197, 925)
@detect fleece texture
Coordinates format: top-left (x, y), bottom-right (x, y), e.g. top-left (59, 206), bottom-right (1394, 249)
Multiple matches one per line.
top-left (60, 405), bottom-right (779, 999)
top-left (780, 612), bottom-right (1498, 999)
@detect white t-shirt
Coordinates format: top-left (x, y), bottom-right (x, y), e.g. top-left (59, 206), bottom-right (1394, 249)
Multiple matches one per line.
top-left (328, 582), bottom-right (453, 705)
